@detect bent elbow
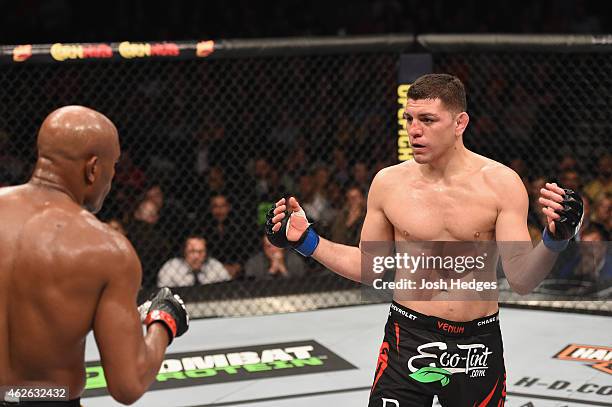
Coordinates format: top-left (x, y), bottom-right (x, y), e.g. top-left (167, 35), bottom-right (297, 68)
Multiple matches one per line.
top-left (507, 279), bottom-right (533, 296)
top-left (109, 383), bottom-right (146, 405)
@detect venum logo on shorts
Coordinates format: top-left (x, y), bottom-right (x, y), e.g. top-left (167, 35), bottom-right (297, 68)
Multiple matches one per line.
top-left (407, 342), bottom-right (492, 386)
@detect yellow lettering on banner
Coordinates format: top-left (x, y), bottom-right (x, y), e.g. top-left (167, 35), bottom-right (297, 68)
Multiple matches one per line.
top-left (118, 41), bottom-right (151, 59)
top-left (398, 135), bottom-right (410, 148)
top-left (50, 43), bottom-right (84, 61)
top-left (397, 84), bottom-right (410, 98)
top-left (399, 148), bottom-right (413, 161)
top-left (397, 107), bottom-right (406, 120)
top-left (397, 84), bottom-right (412, 161)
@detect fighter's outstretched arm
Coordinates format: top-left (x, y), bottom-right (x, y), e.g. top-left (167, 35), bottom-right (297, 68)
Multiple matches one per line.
top-left (493, 168), bottom-right (582, 294)
top-left (92, 236), bottom-right (187, 405)
top-left (268, 171), bottom-right (394, 284)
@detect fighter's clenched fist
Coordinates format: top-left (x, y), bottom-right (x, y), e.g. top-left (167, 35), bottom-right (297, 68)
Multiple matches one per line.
top-left (538, 182), bottom-right (584, 251)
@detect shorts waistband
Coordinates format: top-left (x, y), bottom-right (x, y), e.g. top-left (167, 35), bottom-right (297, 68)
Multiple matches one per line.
top-left (390, 301), bottom-right (499, 337)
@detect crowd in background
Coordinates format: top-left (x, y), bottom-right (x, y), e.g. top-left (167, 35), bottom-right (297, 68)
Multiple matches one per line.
top-left (0, 27), bottom-right (610, 290)
top-left (105, 147), bottom-right (612, 288)
top-left (98, 145), bottom-right (376, 288)
top-left (1, 107), bottom-right (611, 289)
top-left (1, 0), bottom-right (610, 44)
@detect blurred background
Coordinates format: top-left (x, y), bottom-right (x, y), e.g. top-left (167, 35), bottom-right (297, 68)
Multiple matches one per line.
top-left (1, 0), bottom-right (611, 43)
top-left (0, 0), bottom-right (610, 317)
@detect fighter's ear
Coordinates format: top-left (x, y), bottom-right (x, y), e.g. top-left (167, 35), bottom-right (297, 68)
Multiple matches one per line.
top-left (85, 156), bottom-right (98, 185)
top-left (455, 112), bottom-right (469, 136)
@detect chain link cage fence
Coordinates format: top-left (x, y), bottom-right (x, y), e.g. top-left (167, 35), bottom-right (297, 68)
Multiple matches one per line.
top-left (0, 35), bottom-right (609, 318)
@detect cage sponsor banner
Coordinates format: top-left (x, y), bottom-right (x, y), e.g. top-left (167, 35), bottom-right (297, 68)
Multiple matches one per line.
top-left (397, 54), bottom-right (432, 162)
top-left (0, 41), bottom-right (217, 63)
top-left (83, 340), bottom-right (356, 397)
top-left (0, 35), bottom-right (413, 64)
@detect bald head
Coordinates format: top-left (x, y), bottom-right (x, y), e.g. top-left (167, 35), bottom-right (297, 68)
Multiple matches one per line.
top-left (38, 105), bottom-right (118, 161)
top-left (32, 106), bottom-right (120, 214)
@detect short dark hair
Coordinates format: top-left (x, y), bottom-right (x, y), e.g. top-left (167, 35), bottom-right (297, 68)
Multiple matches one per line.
top-left (183, 235), bottom-right (206, 252)
top-left (407, 74), bottom-right (467, 113)
top-left (582, 223), bottom-right (609, 241)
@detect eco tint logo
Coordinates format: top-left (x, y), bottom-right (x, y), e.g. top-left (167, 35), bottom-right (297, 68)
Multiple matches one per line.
top-left (554, 344), bottom-right (612, 375)
top-left (84, 340), bottom-right (356, 397)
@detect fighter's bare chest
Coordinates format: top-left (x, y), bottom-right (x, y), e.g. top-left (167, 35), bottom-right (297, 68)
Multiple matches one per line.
top-left (383, 181), bottom-right (499, 241)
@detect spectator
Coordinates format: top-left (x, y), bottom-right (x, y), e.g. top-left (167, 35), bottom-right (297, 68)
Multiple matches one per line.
top-left (114, 151), bottom-right (146, 192)
top-left (158, 236), bottom-right (231, 287)
top-left (331, 186), bottom-right (366, 246)
top-left (253, 157), bottom-right (272, 199)
top-left (281, 145), bottom-right (308, 192)
top-left (127, 199), bottom-right (171, 288)
top-left (144, 183), bottom-right (188, 251)
top-left (331, 147), bottom-right (351, 187)
top-left (352, 161), bottom-right (371, 197)
top-left (245, 235), bottom-right (307, 280)
top-left (299, 173), bottom-right (332, 228)
top-left (592, 193), bottom-right (611, 232)
top-left (255, 167), bottom-right (286, 227)
top-left (556, 224), bottom-right (611, 282)
top-left (584, 154), bottom-right (611, 202)
top-left (327, 181), bottom-right (343, 212)
top-left (559, 169), bottom-right (581, 192)
top-left (195, 121), bottom-right (227, 175)
top-left (203, 194), bottom-right (254, 277)
top-left (311, 165), bottom-right (335, 228)
top-left (558, 153), bottom-right (577, 172)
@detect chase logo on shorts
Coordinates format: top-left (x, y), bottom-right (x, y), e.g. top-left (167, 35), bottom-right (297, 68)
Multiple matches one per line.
top-left (83, 340), bottom-right (356, 397)
top-left (554, 344), bottom-right (612, 375)
top-left (407, 342), bottom-right (492, 386)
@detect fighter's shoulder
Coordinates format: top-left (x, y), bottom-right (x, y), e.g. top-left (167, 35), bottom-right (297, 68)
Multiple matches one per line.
top-left (477, 156), bottom-right (526, 196)
top-left (0, 184), bottom-right (29, 202)
top-left (372, 161), bottom-right (415, 186)
top-left (67, 211), bottom-right (137, 263)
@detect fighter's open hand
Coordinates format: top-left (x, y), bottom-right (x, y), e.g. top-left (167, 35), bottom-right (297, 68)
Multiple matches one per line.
top-left (265, 197), bottom-right (321, 257)
top-left (538, 183), bottom-right (584, 240)
top-left (266, 197), bottom-right (310, 245)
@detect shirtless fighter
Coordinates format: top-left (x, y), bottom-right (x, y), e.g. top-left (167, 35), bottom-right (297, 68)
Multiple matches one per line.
top-left (266, 74), bottom-right (583, 406)
top-left (0, 106), bottom-right (189, 406)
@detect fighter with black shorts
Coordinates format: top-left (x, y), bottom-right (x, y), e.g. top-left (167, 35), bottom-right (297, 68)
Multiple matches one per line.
top-left (370, 302), bottom-right (505, 406)
top-left (266, 74), bottom-right (583, 406)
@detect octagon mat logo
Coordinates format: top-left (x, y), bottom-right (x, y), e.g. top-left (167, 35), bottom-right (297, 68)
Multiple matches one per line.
top-left (84, 340), bottom-right (356, 397)
top-left (554, 344), bottom-right (612, 375)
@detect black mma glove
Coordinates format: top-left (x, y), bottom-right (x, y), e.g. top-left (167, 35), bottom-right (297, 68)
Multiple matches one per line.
top-left (543, 188), bottom-right (584, 252)
top-left (265, 203), bottom-right (320, 257)
top-left (142, 287), bottom-right (189, 345)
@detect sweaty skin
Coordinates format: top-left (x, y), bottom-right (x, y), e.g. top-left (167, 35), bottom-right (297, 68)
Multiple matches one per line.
top-left (273, 98), bottom-right (565, 321)
top-left (0, 106), bottom-right (169, 404)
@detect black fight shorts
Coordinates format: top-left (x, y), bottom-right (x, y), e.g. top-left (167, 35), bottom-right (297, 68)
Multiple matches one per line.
top-left (369, 302), bottom-right (506, 407)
